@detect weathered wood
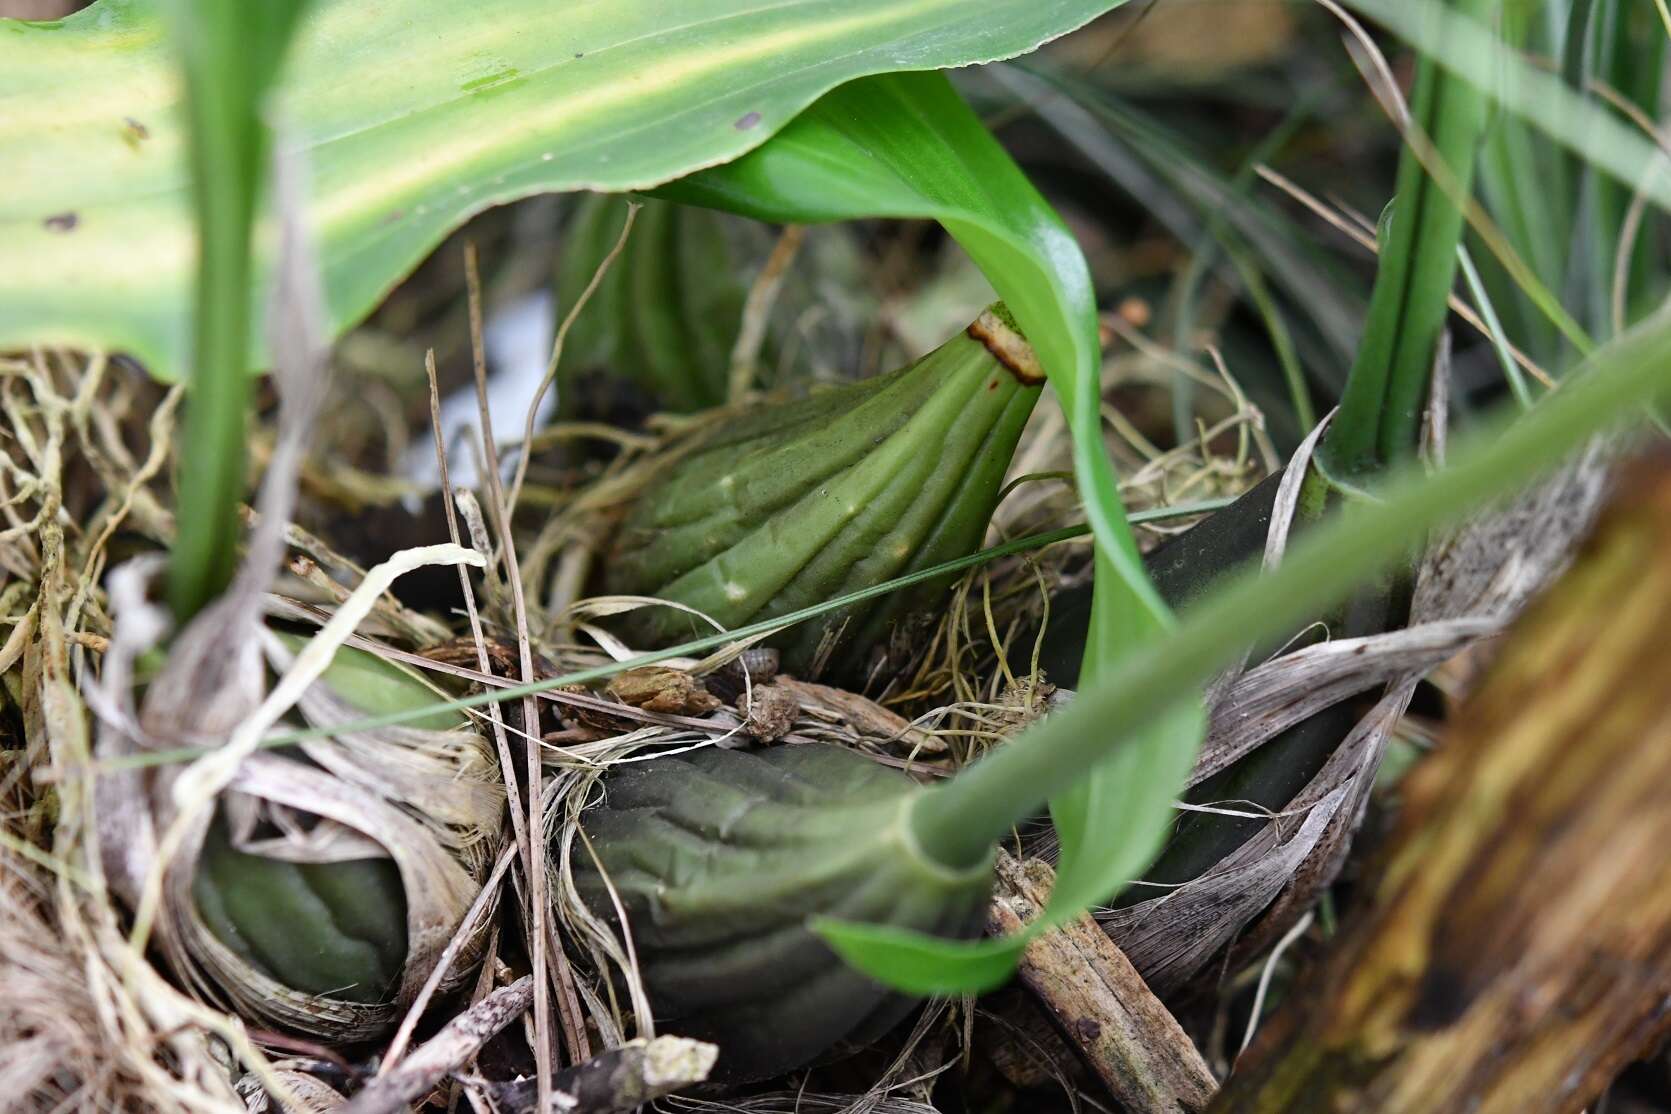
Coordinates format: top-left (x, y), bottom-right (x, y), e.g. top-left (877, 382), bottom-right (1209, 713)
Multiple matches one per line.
top-left (338, 978), bottom-right (535, 1114)
top-left (1211, 454), bottom-right (1671, 1114)
top-left (486, 1036), bottom-right (718, 1113)
top-left (990, 851), bottom-right (1218, 1112)
top-left (339, 971), bottom-right (716, 1114)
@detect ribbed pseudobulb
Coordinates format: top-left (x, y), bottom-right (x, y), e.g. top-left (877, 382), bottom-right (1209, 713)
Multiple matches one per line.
top-left (177, 636), bottom-right (504, 1038)
top-left (557, 194), bottom-right (754, 415)
top-left (606, 304), bottom-right (1042, 679)
top-left (574, 743), bottom-right (992, 1081)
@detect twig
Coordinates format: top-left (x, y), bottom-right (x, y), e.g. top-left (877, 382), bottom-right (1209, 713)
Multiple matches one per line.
top-left (483, 1036), bottom-right (718, 1114)
top-left (338, 977), bottom-right (536, 1114)
top-left (448, 924), bottom-right (504, 1114)
top-left (988, 851), bottom-right (1217, 1112)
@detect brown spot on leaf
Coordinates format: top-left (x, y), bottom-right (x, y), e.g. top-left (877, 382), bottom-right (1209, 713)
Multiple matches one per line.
top-left (734, 110), bottom-right (762, 130)
top-left (43, 211), bottom-right (77, 232)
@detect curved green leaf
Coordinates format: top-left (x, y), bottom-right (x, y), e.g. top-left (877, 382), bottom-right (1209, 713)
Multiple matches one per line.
top-left (659, 71), bottom-right (1172, 643)
top-left (0, 0), bottom-right (1120, 379)
top-left (663, 71), bottom-right (1203, 991)
top-left (815, 915), bottom-right (1022, 996)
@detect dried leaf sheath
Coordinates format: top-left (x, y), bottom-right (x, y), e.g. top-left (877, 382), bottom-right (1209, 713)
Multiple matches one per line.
top-left (607, 305), bottom-right (1042, 678)
top-left (182, 640), bottom-right (502, 1024)
top-left (98, 615), bottom-right (505, 1040)
top-left (172, 640), bottom-right (503, 1038)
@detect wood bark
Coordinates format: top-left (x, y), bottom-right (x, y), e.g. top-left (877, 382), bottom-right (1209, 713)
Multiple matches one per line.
top-left (486, 1036), bottom-right (717, 1113)
top-left (338, 977), bottom-right (535, 1114)
top-left (990, 851), bottom-right (1218, 1112)
top-left (1211, 454), bottom-right (1671, 1114)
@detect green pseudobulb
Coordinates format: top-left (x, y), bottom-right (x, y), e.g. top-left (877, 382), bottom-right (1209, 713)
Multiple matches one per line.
top-left (557, 194), bottom-right (753, 415)
top-left (193, 813), bottom-right (407, 1004)
top-left (575, 743), bottom-right (992, 1082)
top-left (191, 641), bottom-right (467, 1004)
top-left (606, 304), bottom-right (1042, 679)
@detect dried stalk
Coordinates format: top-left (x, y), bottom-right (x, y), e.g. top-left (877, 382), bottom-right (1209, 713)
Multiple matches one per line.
top-left (485, 1035), bottom-right (718, 1114)
top-left (989, 851), bottom-right (1217, 1112)
top-left (339, 976), bottom-right (536, 1114)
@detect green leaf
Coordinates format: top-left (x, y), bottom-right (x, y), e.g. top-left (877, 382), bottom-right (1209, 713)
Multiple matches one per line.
top-left (166, 0), bottom-right (311, 619)
top-left (813, 917), bottom-right (1024, 996)
top-left (0, 0), bottom-right (1122, 379)
top-left (1005, 63), bottom-right (1365, 377)
top-left (1341, 0), bottom-right (1671, 223)
top-left (1047, 700), bottom-right (1204, 916)
top-left (665, 70), bottom-right (1202, 992)
top-left (1321, 0), bottom-right (1498, 478)
top-left (277, 634), bottom-right (465, 732)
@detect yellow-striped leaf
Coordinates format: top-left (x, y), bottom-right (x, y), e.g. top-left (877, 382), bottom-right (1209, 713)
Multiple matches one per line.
top-left (0, 0), bottom-right (1123, 379)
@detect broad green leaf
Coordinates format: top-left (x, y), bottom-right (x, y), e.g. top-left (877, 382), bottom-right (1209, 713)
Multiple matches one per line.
top-left (662, 71), bottom-right (1202, 992)
top-left (0, 0), bottom-right (1121, 379)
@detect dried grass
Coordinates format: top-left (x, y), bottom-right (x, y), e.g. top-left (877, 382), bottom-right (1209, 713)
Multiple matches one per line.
top-left (0, 844), bottom-right (124, 1113)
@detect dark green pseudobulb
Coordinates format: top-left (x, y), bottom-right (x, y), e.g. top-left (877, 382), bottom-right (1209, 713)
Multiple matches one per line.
top-left (189, 641), bottom-right (470, 1006)
top-left (605, 304), bottom-right (1042, 679)
top-left (574, 744), bottom-right (992, 1082)
top-left (193, 813), bottom-right (407, 1004)
top-left (557, 194), bottom-right (754, 415)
